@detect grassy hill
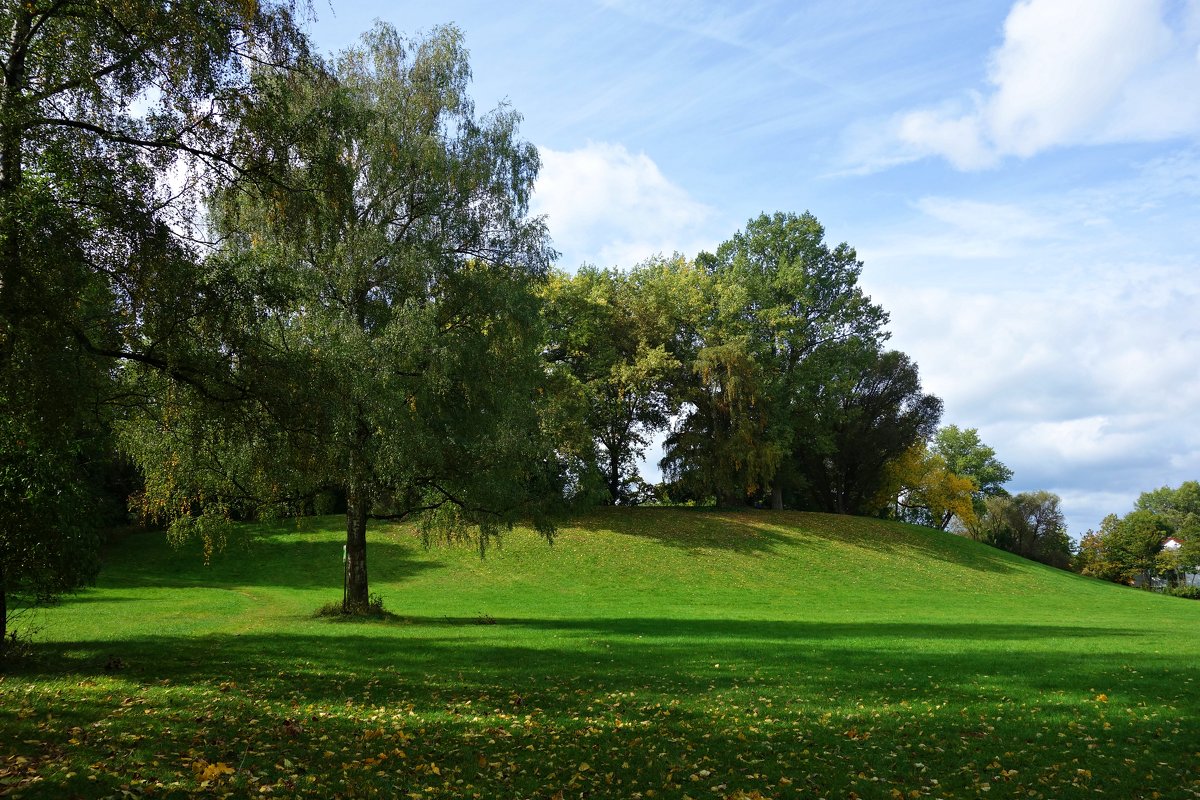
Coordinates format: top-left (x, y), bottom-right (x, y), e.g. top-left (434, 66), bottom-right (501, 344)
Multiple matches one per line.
top-left (3, 509), bottom-right (1198, 798)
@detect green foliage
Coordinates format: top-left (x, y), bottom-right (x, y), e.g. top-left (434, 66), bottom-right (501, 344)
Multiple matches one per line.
top-left (1075, 524), bottom-right (1123, 583)
top-left (0, 0), bottom-right (308, 642)
top-left (4, 510), bottom-right (1200, 798)
top-left (666, 335), bottom-right (780, 506)
top-left (968, 491), bottom-right (1074, 569)
top-left (539, 258), bottom-right (698, 504)
top-left (1134, 480), bottom-right (1200, 533)
top-left (663, 212), bottom-right (893, 508)
top-left (932, 426), bottom-right (1012, 494)
top-left (1081, 483), bottom-right (1200, 588)
top-left (1111, 511), bottom-right (1169, 584)
top-left (122, 23), bottom-right (557, 612)
top-left (787, 341), bottom-right (942, 514)
top-left (931, 425), bottom-right (1012, 517)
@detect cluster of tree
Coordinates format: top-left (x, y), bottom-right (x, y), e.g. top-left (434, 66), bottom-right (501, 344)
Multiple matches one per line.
top-left (541, 215), bottom-right (946, 515)
top-left (0, 5), bottom-right (566, 638)
top-left (0, 3), bottom-right (1076, 644)
top-left (539, 251), bottom-right (1086, 578)
top-left (963, 491), bottom-right (1073, 569)
top-left (874, 428), bottom-right (1076, 569)
top-left (1077, 482), bottom-right (1200, 588)
top-left (880, 425), bottom-right (1013, 530)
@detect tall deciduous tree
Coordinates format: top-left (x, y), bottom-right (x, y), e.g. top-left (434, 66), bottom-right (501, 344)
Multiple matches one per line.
top-left (540, 257), bottom-right (700, 504)
top-left (879, 442), bottom-right (978, 530)
top-left (123, 23), bottom-right (555, 613)
top-left (663, 212), bottom-right (888, 507)
top-left (788, 342), bottom-right (942, 515)
top-left (0, 0), bottom-right (307, 643)
top-left (931, 426), bottom-right (1012, 516)
top-left (1134, 481), bottom-right (1200, 537)
top-left (883, 426), bottom-right (1011, 530)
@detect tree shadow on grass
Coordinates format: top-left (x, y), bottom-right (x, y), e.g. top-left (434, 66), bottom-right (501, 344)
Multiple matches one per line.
top-left (86, 530), bottom-right (443, 593)
top-left (572, 507), bottom-right (1024, 574)
top-left (464, 616), bottom-right (1148, 642)
top-left (11, 617), bottom-right (1162, 698)
top-left (569, 506), bottom-right (794, 556)
top-left (7, 617), bottom-right (1198, 799)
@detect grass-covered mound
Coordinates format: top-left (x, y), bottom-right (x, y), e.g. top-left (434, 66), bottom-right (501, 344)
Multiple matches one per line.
top-left (2, 509), bottom-right (1198, 798)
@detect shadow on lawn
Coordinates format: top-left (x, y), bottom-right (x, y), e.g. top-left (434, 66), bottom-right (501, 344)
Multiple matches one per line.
top-left (574, 507), bottom-right (1022, 574)
top-left (14, 617), bottom-right (1166, 700)
top-left (85, 533), bottom-right (443, 593)
top-left (477, 616), bottom-right (1147, 642)
top-left (7, 618), bottom-right (1199, 800)
top-left (571, 507), bottom-right (794, 556)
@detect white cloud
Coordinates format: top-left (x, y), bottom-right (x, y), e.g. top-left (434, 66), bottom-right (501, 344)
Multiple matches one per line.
top-left (857, 178), bottom-right (1200, 535)
top-left (868, 0), bottom-right (1200, 170)
top-left (531, 141), bottom-right (717, 269)
top-left (898, 99), bottom-right (997, 170)
top-left (1011, 416), bottom-right (1158, 467)
top-left (871, 273), bottom-right (1200, 534)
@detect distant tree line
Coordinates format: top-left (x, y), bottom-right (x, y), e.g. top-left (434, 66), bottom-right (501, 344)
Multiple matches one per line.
top-left (1077, 482), bottom-right (1200, 591)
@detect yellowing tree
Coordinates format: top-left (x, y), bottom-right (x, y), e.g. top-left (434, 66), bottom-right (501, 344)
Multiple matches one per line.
top-left (880, 443), bottom-right (978, 530)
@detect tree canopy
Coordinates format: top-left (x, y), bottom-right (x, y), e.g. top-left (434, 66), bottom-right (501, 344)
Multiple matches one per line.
top-left (1079, 482), bottom-right (1200, 587)
top-left (0, 0), bottom-right (309, 641)
top-left (882, 426), bottom-right (1011, 530)
top-left (118, 23), bottom-right (558, 613)
top-left (539, 258), bottom-right (700, 504)
top-left (662, 212), bottom-right (891, 508)
top-left (967, 491), bottom-right (1073, 570)
top-left (787, 342), bottom-right (942, 515)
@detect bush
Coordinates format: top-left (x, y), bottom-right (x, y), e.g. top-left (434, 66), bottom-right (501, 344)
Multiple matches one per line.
top-left (1165, 585), bottom-right (1200, 600)
top-left (0, 626), bottom-right (38, 666)
top-left (315, 593), bottom-right (391, 618)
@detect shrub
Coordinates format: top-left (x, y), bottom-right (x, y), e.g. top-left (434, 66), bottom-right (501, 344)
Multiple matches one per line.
top-left (315, 593), bottom-right (390, 618)
top-left (1165, 585), bottom-right (1200, 600)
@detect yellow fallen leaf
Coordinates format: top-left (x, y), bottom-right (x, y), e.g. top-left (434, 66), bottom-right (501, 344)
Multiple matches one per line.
top-left (197, 762), bottom-right (234, 782)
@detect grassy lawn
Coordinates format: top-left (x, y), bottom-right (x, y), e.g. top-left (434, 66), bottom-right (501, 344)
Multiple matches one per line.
top-left (2, 509), bottom-right (1198, 799)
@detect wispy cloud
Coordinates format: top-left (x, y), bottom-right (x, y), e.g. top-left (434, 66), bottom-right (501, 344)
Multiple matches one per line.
top-left (596, 0), bottom-right (826, 85)
top-left (531, 141), bottom-right (717, 268)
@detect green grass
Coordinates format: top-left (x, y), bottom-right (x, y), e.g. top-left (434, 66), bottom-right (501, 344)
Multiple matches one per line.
top-left (3, 509), bottom-right (1199, 799)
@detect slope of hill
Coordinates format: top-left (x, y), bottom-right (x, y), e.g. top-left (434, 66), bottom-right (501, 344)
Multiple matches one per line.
top-left (4, 509), bottom-right (1198, 798)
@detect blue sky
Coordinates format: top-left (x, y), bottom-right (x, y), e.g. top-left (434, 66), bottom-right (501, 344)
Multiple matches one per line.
top-left (308, 0), bottom-right (1200, 535)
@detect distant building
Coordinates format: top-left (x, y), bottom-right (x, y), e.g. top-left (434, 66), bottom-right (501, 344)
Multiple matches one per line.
top-left (1157, 537), bottom-right (1199, 587)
